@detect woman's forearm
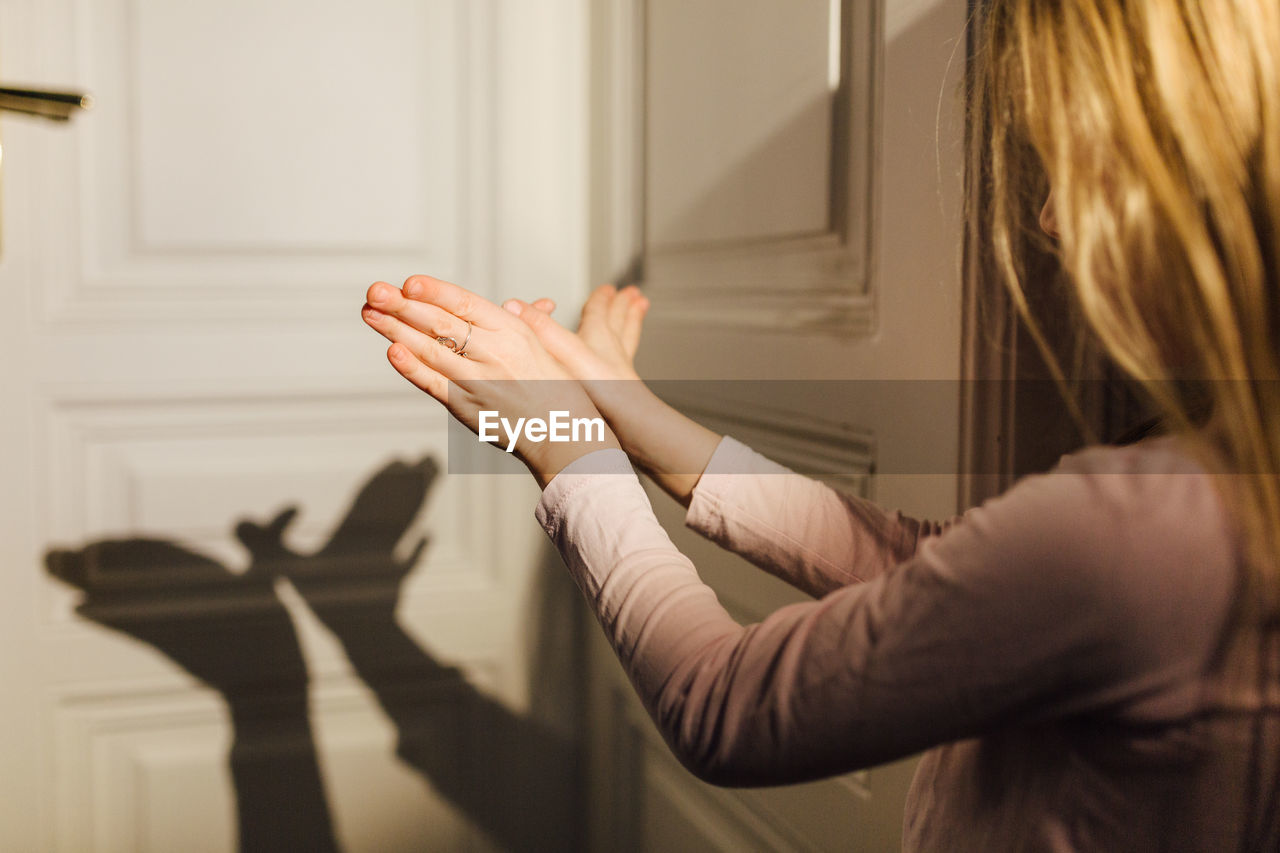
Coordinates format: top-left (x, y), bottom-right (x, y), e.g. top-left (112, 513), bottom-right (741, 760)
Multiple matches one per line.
top-left (584, 379), bottom-right (720, 506)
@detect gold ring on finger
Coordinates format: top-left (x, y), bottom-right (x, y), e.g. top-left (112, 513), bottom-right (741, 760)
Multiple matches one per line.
top-left (456, 321), bottom-right (473, 358)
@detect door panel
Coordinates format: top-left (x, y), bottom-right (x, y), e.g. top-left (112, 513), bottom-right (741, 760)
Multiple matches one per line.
top-left (0, 1), bottom-right (590, 850)
top-left (645, 0), bottom-right (834, 247)
top-left (587, 0), bottom-right (967, 849)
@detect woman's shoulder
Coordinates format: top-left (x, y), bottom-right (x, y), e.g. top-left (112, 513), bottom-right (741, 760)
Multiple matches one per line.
top-left (927, 436), bottom-right (1241, 721)
top-left (954, 436), bottom-right (1227, 545)
top-left (1052, 434), bottom-right (1216, 478)
top-left (935, 434), bottom-right (1239, 646)
top-left (1039, 437), bottom-right (1239, 555)
top-left (985, 436), bottom-right (1238, 572)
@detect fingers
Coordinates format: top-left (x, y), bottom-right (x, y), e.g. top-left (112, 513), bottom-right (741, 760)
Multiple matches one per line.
top-left (600, 285), bottom-right (647, 355)
top-left (620, 289), bottom-right (649, 356)
top-left (532, 298), bottom-right (556, 314)
top-left (400, 275), bottom-right (512, 330)
top-left (364, 302), bottom-right (481, 377)
top-left (387, 343), bottom-right (450, 401)
top-left (607, 285), bottom-right (648, 335)
top-left (367, 281), bottom-right (474, 349)
top-left (583, 283), bottom-right (645, 337)
top-left (504, 299), bottom-right (580, 357)
top-left (606, 286), bottom-right (631, 333)
top-left (581, 284), bottom-right (617, 326)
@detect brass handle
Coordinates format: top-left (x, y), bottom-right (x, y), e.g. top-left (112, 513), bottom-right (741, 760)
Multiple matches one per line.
top-left (0, 86), bottom-right (92, 122)
top-left (0, 85), bottom-right (92, 254)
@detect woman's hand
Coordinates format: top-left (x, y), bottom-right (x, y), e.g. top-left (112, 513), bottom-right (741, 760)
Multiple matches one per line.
top-left (362, 276), bottom-right (620, 488)
top-left (502, 284), bottom-right (649, 382)
top-left (505, 285), bottom-right (721, 508)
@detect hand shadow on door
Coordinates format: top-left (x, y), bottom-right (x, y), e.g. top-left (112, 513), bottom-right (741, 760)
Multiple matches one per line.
top-left (46, 456), bottom-right (579, 853)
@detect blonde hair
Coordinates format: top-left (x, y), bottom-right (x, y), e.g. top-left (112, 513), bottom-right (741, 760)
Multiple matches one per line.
top-left (974, 0), bottom-right (1280, 614)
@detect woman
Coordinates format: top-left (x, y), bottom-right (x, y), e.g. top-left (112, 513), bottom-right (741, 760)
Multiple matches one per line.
top-left (360, 1), bottom-right (1280, 849)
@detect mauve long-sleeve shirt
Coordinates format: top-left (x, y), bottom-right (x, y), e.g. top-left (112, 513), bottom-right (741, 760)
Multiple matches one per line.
top-left (535, 435), bottom-right (1278, 851)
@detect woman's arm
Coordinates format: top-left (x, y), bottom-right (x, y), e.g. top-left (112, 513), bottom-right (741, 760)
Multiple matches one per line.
top-left (364, 277), bottom-right (1235, 788)
top-left (575, 373), bottom-right (722, 507)
top-left (375, 278), bottom-right (926, 598)
top-left (504, 288), bottom-right (721, 507)
top-left (685, 436), bottom-right (942, 597)
top-left (506, 289), bottom-right (939, 596)
top-left (537, 445), bottom-right (1236, 786)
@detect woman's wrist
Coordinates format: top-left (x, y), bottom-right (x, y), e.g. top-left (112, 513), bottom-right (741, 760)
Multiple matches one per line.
top-left (580, 379), bottom-right (720, 505)
top-left (508, 392), bottom-right (623, 488)
top-left (522, 430), bottom-right (623, 490)
top-left (580, 377), bottom-right (650, 431)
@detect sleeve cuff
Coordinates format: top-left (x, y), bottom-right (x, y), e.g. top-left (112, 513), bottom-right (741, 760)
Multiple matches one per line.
top-left (685, 435), bottom-right (791, 531)
top-left (535, 448), bottom-right (637, 535)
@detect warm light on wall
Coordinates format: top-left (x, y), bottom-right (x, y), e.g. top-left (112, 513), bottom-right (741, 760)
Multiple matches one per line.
top-left (828, 0), bottom-right (843, 92)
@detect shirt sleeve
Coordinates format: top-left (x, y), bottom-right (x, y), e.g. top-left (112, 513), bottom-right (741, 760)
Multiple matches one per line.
top-left (685, 436), bottom-right (949, 597)
top-left (536, 444), bottom-right (1237, 787)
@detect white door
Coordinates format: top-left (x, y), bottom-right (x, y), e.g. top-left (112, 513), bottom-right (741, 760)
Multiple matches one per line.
top-left (0, 1), bottom-right (591, 851)
top-left (585, 0), bottom-right (966, 849)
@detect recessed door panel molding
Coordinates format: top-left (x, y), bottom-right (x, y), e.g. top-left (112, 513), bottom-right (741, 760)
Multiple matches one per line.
top-left (126, 0), bottom-right (450, 255)
top-left (51, 670), bottom-right (507, 853)
top-left (34, 391), bottom-right (500, 636)
top-left (601, 0), bottom-right (880, 332)
top-left (33, 0), bottom-right (497, 324)
top-left (594, 669), bottom-right (906, 852)
top-left (641, 737), bottom-right (807, 851)
top-left (586, 0), bottom-right (966, 848)
top-left (654, 384), bottom-right (875, 498)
